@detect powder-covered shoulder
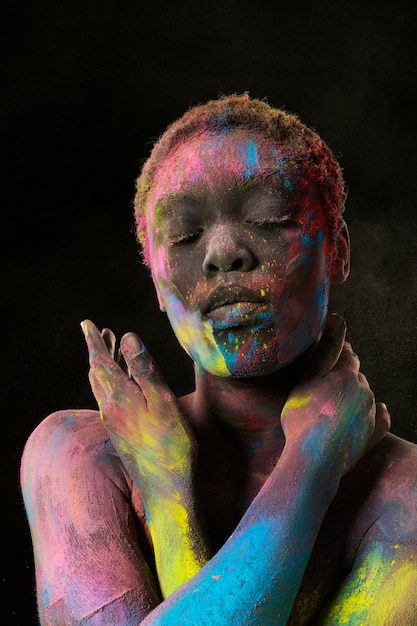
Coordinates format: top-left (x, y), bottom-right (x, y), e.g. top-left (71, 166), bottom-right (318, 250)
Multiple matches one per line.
top-left (362, 433), bottom-right (417, 536)
top-left (381, 432), bottom-right (417, 467)
top-left (22, 409), bottom-right (106, 460)
top-left (20, 409), bottom-right (158, 624)
top-left (20, 409), bottom-right (128, 497)
top-left (366, 432), bottom-right (417, 489)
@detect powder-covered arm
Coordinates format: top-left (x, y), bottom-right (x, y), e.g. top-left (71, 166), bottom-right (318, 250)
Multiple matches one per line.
top-left (20, 409), bottom-right (161, 625)
top-left (83, 320), bottom-right (211, 599)
top-left (139, 439), bottom-right (340, 625)
top-left (81, 320), bottom-right (386, 624)
top-left (317, 444), bottom-right (417, 625)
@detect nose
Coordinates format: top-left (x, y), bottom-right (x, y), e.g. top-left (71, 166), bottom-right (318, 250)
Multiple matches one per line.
top-left (202, 225), bottom-right (255, 277)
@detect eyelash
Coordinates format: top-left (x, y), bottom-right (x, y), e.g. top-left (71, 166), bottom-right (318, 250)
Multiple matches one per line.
top-left (167, 216), bottom-right (295, 246)
top-left (247, 216), bottom-right (294, 229)
top-left (168, 229), bottom-right (203, 247)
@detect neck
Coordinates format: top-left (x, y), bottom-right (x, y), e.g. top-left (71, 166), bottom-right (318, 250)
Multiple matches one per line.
top-left (181, 343), bottom-right (319, 467)
top-left (193, 366), bottom-right (288, 431)
top-left (183, 352), bottom-right (310, 470)
top-left (178, 347), bottom-right (317, 538)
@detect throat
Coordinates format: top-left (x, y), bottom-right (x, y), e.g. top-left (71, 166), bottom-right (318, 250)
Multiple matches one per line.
top-left (182, 364), bottom-right (289, 471)
top-left (178, 368), bottom-right (289, 549)
top-left (194, 422), bottom-right (282, 550)
top-left (187, 364), bottom-right (289, 440)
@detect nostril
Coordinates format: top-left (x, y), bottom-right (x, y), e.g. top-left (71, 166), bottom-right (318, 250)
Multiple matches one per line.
top-left (207, 258), bottom-right (243, 274)
top-left (230, 259), bottom-right (243, 271)
top-left (202, 232), bottom-right (255, 275)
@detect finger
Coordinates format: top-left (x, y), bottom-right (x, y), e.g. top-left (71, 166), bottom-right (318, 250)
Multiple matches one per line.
top-left (304, 313), bottom-right (346, 378)
top-left (81, 319), bottom-right (109, 361)
top-left (333, 341), bottom-right (361, 376)
top-left (117, 348), bottom-right (129, 375)
top-left (375, 402), bottom-right (391, 437)
top-left (101, 327), bottom-right (116, 359)
top-left (88, 345), bottom-right (147, 420)
top-left (364, 402), bottom-right (391, 454)
top-left (120, 332), bottom-right (173, 402)
top-left (81, 319), bottom-right (127, 387)
top-left (88, 368), bottom-right (106, 408)
top-left (358, 371), bottom-right (371, 388)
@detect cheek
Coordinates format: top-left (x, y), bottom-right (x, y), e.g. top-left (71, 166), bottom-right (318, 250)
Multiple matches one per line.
top-left (149, 235), bottom-right (179, 287)
top-left (273, 232), bottom-right (329, 335)
top-left (285, 231), bottom-right (327, 289)
top-left (156, 280), bottom-right (231, 377)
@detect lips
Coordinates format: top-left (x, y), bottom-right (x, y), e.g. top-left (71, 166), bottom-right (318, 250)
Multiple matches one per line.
top-left (202, 285), bottom-right (266, 316)
top-left (201, 285), bottom-right (272, 330)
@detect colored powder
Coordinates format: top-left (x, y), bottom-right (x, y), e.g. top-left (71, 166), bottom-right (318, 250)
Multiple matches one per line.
top-left (160, 285), bottom-right (230, 376)
top-left (283, 391), bottom-right (313, 412)
top-left (245, 139), bottom-right (259, 178)
top-left (322, 544), bottom-right (417, 623)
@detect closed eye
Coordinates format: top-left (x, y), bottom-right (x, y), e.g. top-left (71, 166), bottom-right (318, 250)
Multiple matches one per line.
top-left (247, 215), bottom-right (295, 229)
top-left (168, 229), bottom-right (203, 247)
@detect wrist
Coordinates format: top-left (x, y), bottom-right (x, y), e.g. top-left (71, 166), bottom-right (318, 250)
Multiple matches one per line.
top-left (145, 491), bottom-right (210, 598)
top-left (271, 437), bottom-right (342, 501)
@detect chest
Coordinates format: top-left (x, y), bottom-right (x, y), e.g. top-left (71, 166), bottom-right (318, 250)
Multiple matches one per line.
top-left (287, 513), bottom-right (358, 625)
top-left (197, 464), bottom-right (370, 624)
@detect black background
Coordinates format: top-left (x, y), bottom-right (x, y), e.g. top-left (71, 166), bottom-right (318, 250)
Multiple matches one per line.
top-left (3, 0), bottom-right (417, 622)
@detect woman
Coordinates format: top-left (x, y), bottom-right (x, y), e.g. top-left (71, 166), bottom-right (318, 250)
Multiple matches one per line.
top-left (21, 94), bottom-right (417, 624)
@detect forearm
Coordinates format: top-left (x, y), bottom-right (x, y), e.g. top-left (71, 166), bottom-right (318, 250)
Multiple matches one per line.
top-left (141, 443), bottom-right (340, 625)
top-left (144, 487), bottom-right (211, 598)
top-left (113, 448), bottom-right (211, 598)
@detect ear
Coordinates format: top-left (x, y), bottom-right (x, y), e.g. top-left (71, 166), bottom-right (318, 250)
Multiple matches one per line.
top-left (329, 220), bottom-right (350, 283)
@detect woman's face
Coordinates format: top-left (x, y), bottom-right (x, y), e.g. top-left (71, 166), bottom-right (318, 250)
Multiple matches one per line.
top-left (145, 129), bottom-right (340, 378)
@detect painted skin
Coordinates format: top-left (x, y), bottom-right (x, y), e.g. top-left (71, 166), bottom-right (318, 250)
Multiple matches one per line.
top-left (147, 131), bottom-right (333, 378)
top-left (21, 129), bottom-right (417, 625)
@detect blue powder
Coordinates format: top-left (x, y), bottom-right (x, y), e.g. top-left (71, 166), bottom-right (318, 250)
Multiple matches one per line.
top-left (284, 178), bottom-right (295, 191)
top-left (245, 139), bottom-right (258, 174)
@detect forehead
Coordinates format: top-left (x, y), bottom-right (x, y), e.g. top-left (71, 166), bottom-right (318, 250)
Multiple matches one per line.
top-left (148, 129), bottom-right (302, 208)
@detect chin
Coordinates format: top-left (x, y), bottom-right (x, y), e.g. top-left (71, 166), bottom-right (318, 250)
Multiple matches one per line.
top-left (229, 361), bottom-right (283, 379)
top-left (207, 334), bottom-right (285, 378)
top-left (177, 312), bottom-right (323, 378)
top-left (221, 332), bottom-right (319, 379)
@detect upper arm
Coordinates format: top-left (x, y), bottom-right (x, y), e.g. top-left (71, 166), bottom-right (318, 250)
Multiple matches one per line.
top-left (320, 540), bottom-right (417, 624)
top-left (318, 505), bottom-right (417, 624)
top-left (21, 410), bottom-right (160, 625)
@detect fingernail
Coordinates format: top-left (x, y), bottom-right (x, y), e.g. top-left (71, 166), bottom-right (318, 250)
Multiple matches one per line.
top-left (80, 320), bottom-right (87, 336)
top-left (122, 333), bottom-right (144, 356)
top-left (327, 312), bottom-right (346, 334)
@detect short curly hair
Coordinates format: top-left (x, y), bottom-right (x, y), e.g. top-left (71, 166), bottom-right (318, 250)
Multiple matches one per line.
top-left (134, 93), bottom-right (346, 266)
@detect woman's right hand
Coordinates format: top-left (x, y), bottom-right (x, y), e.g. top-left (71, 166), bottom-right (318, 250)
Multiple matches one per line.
top-left (81, 319), bottom-right (197, 499)
top-left (281, 314), bottom-right (390, 476)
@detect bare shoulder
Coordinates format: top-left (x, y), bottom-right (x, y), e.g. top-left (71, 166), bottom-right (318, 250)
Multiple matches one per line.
top-left (352, 432), bottom-right (417, 488)
top-left (344, 433), bottom-right (417, 540)
top-left (379, 431), bottom-right (417, 457)
top-left (21, 409), bottom-right (128, 496)
top-left (22, 408), bottom-right (105, 452)
top-left (374, 433), bottom-right (417, 526)
top-left (370, 432), bottom-right (417, 485)
top-left (315, 434), bottom-right (417, 625)
top-left (21, 410), bottom-right (159, 623)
